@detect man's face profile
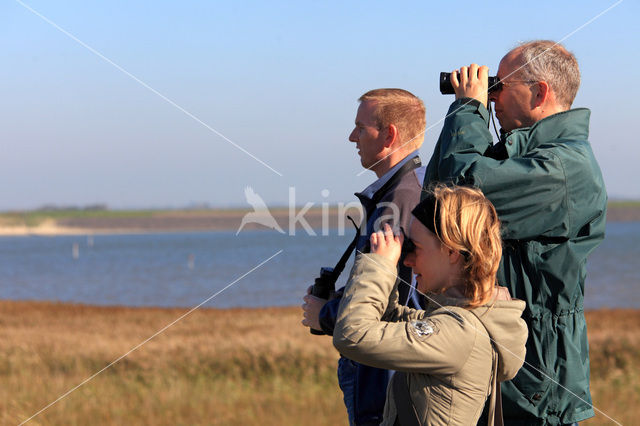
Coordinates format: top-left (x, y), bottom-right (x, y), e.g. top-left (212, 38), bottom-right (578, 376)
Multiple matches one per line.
top-left (489, 51), bottom-right (538, 133)
top-left (349, 100), bottom-right (387, 175)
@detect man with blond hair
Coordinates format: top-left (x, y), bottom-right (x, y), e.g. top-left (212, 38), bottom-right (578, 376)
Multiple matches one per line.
top-left (302, 88), bottom-right (426, 425)
top-left (425, 40), bottom-right (607, 425)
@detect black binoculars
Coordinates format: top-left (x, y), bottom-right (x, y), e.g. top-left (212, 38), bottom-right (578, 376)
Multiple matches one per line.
top-left (439, 72), bottom-right (500, 95)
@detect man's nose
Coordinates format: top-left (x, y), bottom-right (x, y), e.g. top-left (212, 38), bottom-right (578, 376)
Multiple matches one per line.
top-left (349, 129), bottom-right (358, 142)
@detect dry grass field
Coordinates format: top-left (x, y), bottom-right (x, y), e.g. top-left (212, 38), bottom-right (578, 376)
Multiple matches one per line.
top-left (0, 301), bottom-right (638, 425)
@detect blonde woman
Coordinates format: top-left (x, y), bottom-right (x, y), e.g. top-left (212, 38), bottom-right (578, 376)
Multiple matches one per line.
top-left (333, 185), bottom-right (528, 426)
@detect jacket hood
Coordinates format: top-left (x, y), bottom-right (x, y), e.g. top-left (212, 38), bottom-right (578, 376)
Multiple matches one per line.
top-left (471, 299), bottom-right (528, 381)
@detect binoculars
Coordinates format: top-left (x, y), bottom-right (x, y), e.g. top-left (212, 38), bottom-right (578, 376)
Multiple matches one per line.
top-left (439, 72), bottom-right (500, 95)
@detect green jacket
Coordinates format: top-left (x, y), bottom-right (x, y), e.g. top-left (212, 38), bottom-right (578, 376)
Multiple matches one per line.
top-left (333, 254), bottom-right (528, 426)
top-left (424, 99), bottom-right (607, 425)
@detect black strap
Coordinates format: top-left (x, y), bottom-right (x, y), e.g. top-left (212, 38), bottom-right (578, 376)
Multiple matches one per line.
top-left (329, 216), bottom-right (360, 281)
top-left (392, 372), bottom-right (421, 426)
top-left (331, 156), bottom-right (422, 288)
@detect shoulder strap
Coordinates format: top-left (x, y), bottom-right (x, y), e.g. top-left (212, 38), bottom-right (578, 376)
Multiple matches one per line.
top-left (330, 216), bottom-right (360, 280)
top-left (470, 311), bottom-right (503, 426)
top-left (392, 371), bottom-right (421, 426)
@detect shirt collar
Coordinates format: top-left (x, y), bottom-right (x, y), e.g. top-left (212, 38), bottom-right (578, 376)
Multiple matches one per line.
top-left (359, 150), bottom-right (419, 199)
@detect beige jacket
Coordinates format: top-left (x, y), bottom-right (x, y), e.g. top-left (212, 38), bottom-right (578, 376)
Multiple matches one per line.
top-left (333, 254), bottom-right (528, 426)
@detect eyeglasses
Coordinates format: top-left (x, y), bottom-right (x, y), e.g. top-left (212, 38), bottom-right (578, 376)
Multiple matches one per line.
top-left (492, 79), bottom-right (538, 92)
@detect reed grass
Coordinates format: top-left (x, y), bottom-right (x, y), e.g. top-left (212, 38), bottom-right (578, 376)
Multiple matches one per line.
top-left (0, 302), bottom-right (637, 425)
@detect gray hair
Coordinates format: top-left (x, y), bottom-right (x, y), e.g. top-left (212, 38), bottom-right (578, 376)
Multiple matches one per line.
top-left (513, 40), bottom-right (580, 108)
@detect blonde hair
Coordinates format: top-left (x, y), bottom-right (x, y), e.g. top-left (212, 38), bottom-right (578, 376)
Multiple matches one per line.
top-left (359, 88), bottom-right (426, 151)
top-left (430, 185), bottom-right (502, 307)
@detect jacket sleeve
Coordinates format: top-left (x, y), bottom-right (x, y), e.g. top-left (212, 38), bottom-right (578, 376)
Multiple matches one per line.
top-left (425, 99), bottom-right (570, 241)
top-left (320, 170), bottom-right (424, 336)
top-left (318, 267), bottom-right (418, 335)
top-left (381, 281), bottom-right (422, 322)
top-left (333, 254), bottom-right (477, 374)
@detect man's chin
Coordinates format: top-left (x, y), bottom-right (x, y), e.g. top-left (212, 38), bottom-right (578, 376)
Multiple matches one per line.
top-left (498, 122), bottom-right (514, 134)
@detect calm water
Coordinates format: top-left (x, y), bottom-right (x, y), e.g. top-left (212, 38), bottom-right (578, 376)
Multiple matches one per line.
top-left (1, 222), bottom-right (638, 309)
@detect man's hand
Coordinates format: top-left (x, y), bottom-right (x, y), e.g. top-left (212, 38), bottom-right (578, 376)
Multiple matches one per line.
top-left (451, 63), bottom-right (489, 108)
top-left (301, 285), bottom-right (327, 331)
top-left (370, 223), bottom-right (403, 265)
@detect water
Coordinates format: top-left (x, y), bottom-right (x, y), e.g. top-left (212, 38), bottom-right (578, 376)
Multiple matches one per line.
top-left (1, 223), bottom-right (638, 309)
top-left (0, 230), bottom-right (355, 309)
top-left (584, 222), bottom-right (640, 309)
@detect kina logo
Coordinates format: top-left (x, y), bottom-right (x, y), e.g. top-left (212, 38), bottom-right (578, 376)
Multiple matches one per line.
top-left (236, 187), bottom-right (285, 235)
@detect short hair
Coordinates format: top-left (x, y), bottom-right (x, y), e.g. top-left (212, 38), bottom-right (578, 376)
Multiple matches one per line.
top-left (359, 88), bottom-right (426, 151)
top-left (511, 40), bottom-right (580, 109)
top-left (423, 184), bottom-right (502, 308)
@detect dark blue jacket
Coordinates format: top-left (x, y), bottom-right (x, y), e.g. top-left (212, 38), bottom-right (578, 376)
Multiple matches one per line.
top-left (319, 155), bottom-right (425, 425)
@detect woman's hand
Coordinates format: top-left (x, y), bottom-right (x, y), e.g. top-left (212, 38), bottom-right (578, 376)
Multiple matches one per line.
top-left (370, 223), bottom-right (403, 264)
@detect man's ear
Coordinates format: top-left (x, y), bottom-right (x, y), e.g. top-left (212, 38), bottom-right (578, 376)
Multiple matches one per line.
top-left (384, 124), bottom-right (398, 148)
top-left (532, 81), bottom-right (550, 108)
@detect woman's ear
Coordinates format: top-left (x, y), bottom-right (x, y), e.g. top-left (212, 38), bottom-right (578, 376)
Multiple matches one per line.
top-left (448, 248), bottom-right (462, 265)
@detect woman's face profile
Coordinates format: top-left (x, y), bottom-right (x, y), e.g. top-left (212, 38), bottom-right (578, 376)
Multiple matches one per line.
top-left (403, 219), bottom-right (454, 294)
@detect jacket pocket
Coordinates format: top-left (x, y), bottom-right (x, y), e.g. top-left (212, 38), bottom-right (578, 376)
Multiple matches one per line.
top-left (510, 316), bottom-right (553, 405)
top-left (510, 359), bottom-right (552, 405)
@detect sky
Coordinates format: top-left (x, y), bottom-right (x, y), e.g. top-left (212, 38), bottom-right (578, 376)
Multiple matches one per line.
top-left (1, 0), bottom-right (638, 210)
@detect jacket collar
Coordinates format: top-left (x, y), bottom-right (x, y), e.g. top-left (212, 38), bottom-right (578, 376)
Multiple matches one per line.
top-left (424, 293), bottom-right (470, 312)
top-left (355, 150), bottom-right (419, 202)
top-left (503, 108), bottom-right (590, 158)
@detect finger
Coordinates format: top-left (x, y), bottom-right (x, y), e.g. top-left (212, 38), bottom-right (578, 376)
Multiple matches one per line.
top-left (469, 63), bottom-right (479, 81)
top-left (451, 69), bottom-right (460, 89)
top-left (302, 318), bottom-right (309, 327)
top-left (459, 66), bottom-right (469, 85)
top-left (384, 223), bottom-right (394, 239)
top-left (371, 232), bottom-right (378, 247)
top-left (306, 285), bottom-right (313, 295)
top-left (396, 231), bottom-right (404, 245)
top-left (478, 65), bottom-right (489, 81)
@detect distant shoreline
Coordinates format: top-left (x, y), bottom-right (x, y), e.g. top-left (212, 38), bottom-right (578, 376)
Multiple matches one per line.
top-left (0, 203), bottom-right (638, 236)
top-left (1, 298), bottom-right (637, 314)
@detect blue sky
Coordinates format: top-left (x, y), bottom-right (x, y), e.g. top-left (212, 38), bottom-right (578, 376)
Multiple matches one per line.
top-left (0, 0), bottom-right (637, 210)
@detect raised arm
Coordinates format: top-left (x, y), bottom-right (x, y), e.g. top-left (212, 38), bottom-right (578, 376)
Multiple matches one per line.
top-left (333, 252), bottom-right (475, 373)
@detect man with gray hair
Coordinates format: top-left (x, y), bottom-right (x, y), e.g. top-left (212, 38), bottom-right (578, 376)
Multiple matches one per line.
top-left (424, 40), bottom-right (607, 425)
